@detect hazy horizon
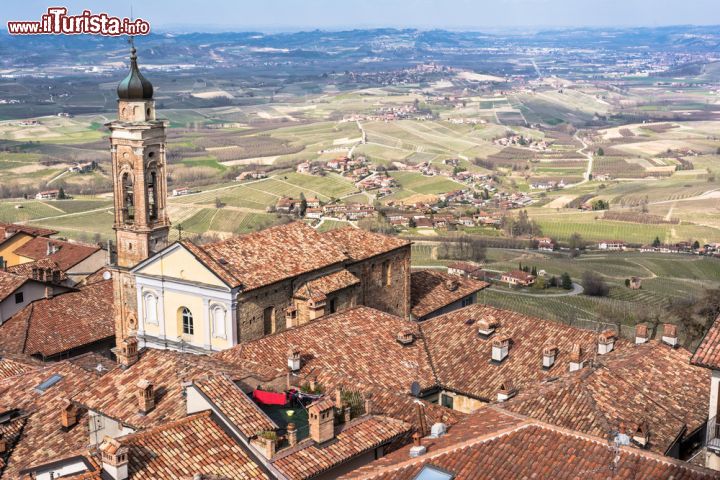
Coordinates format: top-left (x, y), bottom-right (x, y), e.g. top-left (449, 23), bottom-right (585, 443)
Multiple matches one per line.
top-left (2, 0), bottom-right (720, 33)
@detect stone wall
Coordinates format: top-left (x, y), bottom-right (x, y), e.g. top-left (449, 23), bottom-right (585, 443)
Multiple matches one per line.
top-left (346, 245), bottom-right (411, 319)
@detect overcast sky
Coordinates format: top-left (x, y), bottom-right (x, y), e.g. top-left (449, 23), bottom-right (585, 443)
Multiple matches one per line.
top-left (3, 0), bottom-right (720, 31)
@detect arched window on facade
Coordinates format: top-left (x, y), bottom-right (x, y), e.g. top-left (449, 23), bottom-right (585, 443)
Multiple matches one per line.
top-left (122, 172), bottom-right (134, 223)
top-left (212, 305), bottom-right (226, 339)
top-left (180, 307), bottom-right (194, 335)
top-left (147, 169), bottom-right (158, 221)
top-left (144, 292), bottom-right (158, 325)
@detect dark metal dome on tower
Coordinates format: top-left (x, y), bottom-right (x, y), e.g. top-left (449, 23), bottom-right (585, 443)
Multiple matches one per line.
top-left (117, 47), bottom-right (153, 100)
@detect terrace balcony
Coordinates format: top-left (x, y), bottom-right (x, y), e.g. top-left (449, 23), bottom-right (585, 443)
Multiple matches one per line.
top-left (706, 416), bottom-right (720, 454)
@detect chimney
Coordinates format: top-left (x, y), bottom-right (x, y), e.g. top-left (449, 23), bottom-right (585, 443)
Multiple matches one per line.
top-left (396, 330), bottom-right (415, 346)
top-left (136, 379), bottom-right (154, 414)
top-left (491, 336), bottom-right (510, 363)
top-left (632, 421), bottom-right (650, 448)
top-left (308, 397), bottom-right (335, 444)
top-left (409, 431), bottom-right (426, 458)
top-left (569, 343), bottom-right (584, 372)
top-left (364, 392), bottom-right (373, 415)
top-left (287, 347), bottom-right (301, 372)
top-left (44, 285), bottom-right (54, 299)
top-left (285, 305), bottom-right (298, 329)
top-left (60, 399), bottom-right (78, 430)
top-left (343, 402), bottom-right (352, 423)
top-left (253, 433), bottom-right (276, 459)
top-left (99, 436), bottom-right (129, 480)
top-left (116, 336), bottom-right (139, 368)
top-left (287, 423), bottom-right (298, 447)
top-left (335, 389), bottom-right (343, 410)
top-left (597, 329), bottom-right (616, 355)
top-left (497, 380), bottom-right (517, 402)
top-left (444, 279), bottom-right (459, 292)
top-left (542, 345), bottom-right (557, 370)
top-left (477, 316), bottom-right (498, 338)
top-left (635, 324), bottom-right (649, 344)
top-left (46, 241), bottom-right (59, 256)
top-left (662, 324), bottom-right (678, 348)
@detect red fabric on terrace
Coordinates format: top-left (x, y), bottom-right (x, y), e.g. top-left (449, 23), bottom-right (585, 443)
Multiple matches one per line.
top-left (253, 389), bottom-right (287, 405)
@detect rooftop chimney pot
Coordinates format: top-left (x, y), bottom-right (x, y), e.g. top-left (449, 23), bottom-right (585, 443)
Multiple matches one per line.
top-left (635, 324), bottom-right (649, 345)
top-left (136, 379), bottom-right (154, 414)
top-left (662, 324), bottom-right (678, 348)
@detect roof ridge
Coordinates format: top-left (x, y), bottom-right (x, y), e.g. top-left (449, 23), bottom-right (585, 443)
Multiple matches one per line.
top-left (117, 411), bottom-right (212, 442)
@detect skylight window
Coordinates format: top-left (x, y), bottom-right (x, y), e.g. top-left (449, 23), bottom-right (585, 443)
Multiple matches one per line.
top-left (35, 374), bottom-right (63, 393)
top-left (413, 465), bottom-right (455, 480)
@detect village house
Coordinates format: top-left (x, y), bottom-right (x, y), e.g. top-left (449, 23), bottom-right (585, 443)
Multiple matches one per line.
top-left (275, 196), bottom-right (296, 213)
top-left (0, 279), bottom-right (114, 361)
top-left (35, 189), bottom-right (60, 200)
top-left (236, 170), bottom-right (268, 181)
top-left (0, 223), bottom-right (57, 268)
top-left (171, 187), bottom-right (192, 196)
top-left (500, 269), bottom-right (535, 287)
top-left (598, 240), bottom-right (627, 251)
top-left (536, 237), bottom-right (555, 251)
top-left (69, 161), bottom-right (97, 174)
top-left (6, 237), bottom-right (105, 286)
top-left (0, 269), bottom-right (70, 325)
top-left (691, 314), bottom-right (720, 471)
top-left (447, 261), bottom-right (483, 279)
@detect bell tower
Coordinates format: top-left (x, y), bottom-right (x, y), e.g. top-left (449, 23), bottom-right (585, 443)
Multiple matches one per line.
top-left (109, 45), bottom-right (170, 357)
top-left (110, 46), bottom-right (170, 268)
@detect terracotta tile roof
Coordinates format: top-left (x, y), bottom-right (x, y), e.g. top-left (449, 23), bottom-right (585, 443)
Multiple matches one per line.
top-left (502, 269), bottom-right (534, 282)
top-left (192, 374), bottom-right (277, 438)
top-left (322, 227), bottom-right (410, 262)
top-left (215, 306), bottom-right (437, 395)
top-left (294, 269), bottom-right (360, 301)
top-left (410, 270), bottom-right (488, 319)
top-left (0, 356), bottom-right (37, 381)
top-left (120, 411), bottom-right (270, 479)
top-left (447, 261), bottom-right (482, 274)
top-left (0, 361), bottom-right (98, 478)
top-left (65, 352), bottom-right (117, 376)
top-left (74, 349), bottom-right (263, 430)
top-left (7, 258), bottom-right (68, 283)
top-left (193, 222), bottom-right (348, 290)
top-left (272, 415), bottom-right (411, 480)
top-left (499, 341), bottom-right (709, 455)
top-left (692, 314), bottom-right (720, 369)
top-left (0, 280), bottom-right (114, 358)
top-left (12, 237), bottom-right (100, 272)
top-left (0, 223), bottom-right (56, 244)
top-left (0, 270), bottom-right (28, 303)
top-left (344, 409), bottom-right (717, 480)
top-left (419, 304), bottom-right (621, 401)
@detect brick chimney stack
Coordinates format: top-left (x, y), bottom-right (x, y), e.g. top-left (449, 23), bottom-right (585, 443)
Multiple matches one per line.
top-left (569, 343), bottom-right (584, 372)
top-left (635, 324), bottom-right (649, 344)
top-left (491, 336), bottom-right (510, 363)
top-left (542, 345), bottom-right (557, 370)
top-left (60, 399), bottom-right (78, 430)
top-left (364, 392), bottom-right (373, 415)
top-left (662, 324), bottom-right (678, 348)
top-left (287, 422), bottom-right (298, 447)
top-left (136, 379), bottom-right (155, 414)
top-left (308, 397), bottom-right (335, 444)
top-left (287, 346), bottom-right (301, 372)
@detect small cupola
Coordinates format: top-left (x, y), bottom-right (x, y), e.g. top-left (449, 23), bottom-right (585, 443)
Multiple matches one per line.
top-left (99, 436), bottom-right (129, 480)
top-left (542, 345), bottom-right (558, 370)
top-left (569, 343), bottom-right (584, 372)
top-left (477, 316), bottom-right (498, 339)
top-left (491, 336), bottom-right (510, 363)
top-left (597, 329), bottom-right (616, 355)
top-left (117, 47), bottom-right (153, 100)
top-left (635, 324), bottom-right (649, 344)
top-left (497, 380), bottom-right (517, 402)
top-left (397, 330), bottom-right (416, 346)
top-left (662, 324), bottom-right (678, 348)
